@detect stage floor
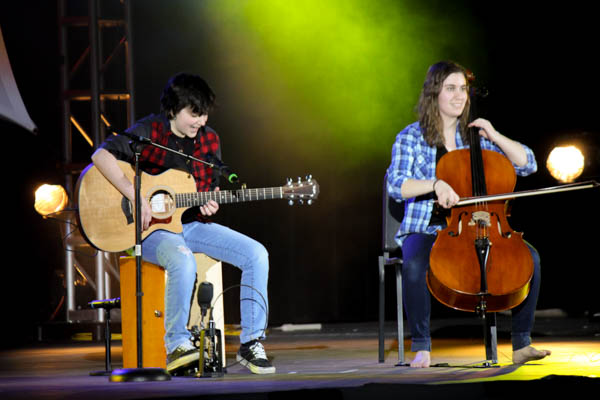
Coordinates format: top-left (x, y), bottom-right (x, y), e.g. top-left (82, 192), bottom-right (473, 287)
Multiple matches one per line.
top-left (0, 316), bottom-right (599, 399)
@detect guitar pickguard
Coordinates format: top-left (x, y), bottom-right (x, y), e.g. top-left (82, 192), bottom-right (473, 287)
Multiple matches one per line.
top-left (121, 196), bottom-right (133, 225)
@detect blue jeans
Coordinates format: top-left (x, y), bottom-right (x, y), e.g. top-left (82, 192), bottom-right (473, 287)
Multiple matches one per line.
top-left (401, 233), bottom-right (541, 352)
top-left (142, 222), bottom-right (269, 354)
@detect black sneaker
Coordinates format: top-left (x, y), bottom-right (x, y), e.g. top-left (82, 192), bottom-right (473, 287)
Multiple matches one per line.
top-left (166, 342), bottom-right (199, 373)
top-left (236, 340), bottom-right (276, 374)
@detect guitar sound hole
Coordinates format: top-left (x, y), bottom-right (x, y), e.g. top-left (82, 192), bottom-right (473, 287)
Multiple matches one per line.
top-left (150, 190), bottom-right (175, 217)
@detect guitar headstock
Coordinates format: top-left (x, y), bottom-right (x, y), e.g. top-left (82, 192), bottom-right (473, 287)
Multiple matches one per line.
top-left (283, 175), bottom-right (319, 205)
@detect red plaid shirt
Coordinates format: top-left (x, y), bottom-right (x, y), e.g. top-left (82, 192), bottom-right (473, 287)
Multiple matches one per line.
top-left (101, 113), bottom-right (221, 192)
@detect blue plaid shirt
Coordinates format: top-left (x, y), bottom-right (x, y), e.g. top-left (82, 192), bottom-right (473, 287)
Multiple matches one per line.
top-left (386, 121), bottom-right (537, 247)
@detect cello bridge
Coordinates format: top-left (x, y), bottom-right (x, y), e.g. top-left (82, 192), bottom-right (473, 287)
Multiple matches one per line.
top-left (469, 211), bottom-right (491, 227)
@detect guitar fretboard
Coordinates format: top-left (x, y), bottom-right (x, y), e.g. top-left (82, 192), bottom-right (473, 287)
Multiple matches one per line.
top-left (176, 187), bottom-right (284, 208)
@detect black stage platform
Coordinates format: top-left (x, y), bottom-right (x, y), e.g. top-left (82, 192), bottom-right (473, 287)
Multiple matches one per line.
top-left (0, 316), bottom-right (598, 399)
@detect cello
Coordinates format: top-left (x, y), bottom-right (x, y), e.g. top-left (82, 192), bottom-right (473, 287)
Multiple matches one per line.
top-left (427, 127), bottom-right (534, 314)
top-left (425, 121), bottom-right (597, 365)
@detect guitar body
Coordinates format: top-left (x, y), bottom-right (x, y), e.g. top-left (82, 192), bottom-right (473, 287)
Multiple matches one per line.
top-left (76, 161), bottom-right (196, 252)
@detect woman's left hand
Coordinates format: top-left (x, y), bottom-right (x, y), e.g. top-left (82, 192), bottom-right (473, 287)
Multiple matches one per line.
top-left (468, 118), bottom-right (500, 143)
top-left (467, 118), bottom-right (528, 167)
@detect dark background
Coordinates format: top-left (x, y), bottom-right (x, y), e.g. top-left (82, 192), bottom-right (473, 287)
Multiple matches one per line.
top-left (1, 1), bottom-right (598, 347)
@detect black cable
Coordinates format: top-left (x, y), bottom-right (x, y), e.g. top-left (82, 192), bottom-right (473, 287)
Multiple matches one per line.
top-left (191, 283), bottom-right (270, 370)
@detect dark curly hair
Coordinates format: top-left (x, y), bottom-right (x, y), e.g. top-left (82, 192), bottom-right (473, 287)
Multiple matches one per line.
top-left (160, 73), bottom-right (216, 119)
top-left (417, 61), bottom-right (471, 147)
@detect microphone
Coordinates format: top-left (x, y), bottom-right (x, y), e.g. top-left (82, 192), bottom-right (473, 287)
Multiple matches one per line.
top-left (196, 281), bottom-right (224, 376)
top-left (118, 130), bottom-right (153, 144)
top-left (88, 297), bottom-right (121, 309)
top-left (198, 282), bottom-right (216, 354)
top-left (207, 154), bottom-right (239, 183)
top-left (197, 281), bottom-right (214, 319)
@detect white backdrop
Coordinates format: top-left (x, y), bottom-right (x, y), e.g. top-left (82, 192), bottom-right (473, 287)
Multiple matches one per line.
top-left (0, 26), bottom-right (37, 133)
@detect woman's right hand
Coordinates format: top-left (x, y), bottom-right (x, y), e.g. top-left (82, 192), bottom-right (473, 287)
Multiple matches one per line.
top-left (434, 179), bottom-right (460, 209)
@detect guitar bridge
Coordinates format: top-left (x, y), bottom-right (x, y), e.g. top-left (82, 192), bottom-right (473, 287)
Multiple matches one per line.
top-left (149, 189), bottom-right (176, 219)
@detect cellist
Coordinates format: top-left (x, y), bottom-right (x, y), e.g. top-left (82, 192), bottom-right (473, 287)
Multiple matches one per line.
top-left (387, 60), bottom-right (551, 368)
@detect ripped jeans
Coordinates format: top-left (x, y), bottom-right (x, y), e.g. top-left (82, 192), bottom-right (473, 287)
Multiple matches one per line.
top-left (141, 221), bottom-right (270, 354)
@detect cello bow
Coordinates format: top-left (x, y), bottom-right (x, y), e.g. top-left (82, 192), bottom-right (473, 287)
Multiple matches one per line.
top-left (451, 180), bottom-right (599, 206)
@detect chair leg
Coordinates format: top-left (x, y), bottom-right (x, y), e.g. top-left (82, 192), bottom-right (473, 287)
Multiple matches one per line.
top-left (378, 255), bottom-right (385, 363)
top-left (395, 263), bottom-right (404, 365)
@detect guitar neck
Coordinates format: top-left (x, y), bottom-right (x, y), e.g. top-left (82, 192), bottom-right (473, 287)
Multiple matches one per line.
top-left (176, 187), bottom-right (284, 208)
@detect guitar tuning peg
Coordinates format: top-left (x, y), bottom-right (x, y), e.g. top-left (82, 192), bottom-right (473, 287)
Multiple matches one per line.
top-left (288, 199), bottom-right (294, 206)
top-left (286, 178), bottom-right (292, 186)
top-left (298, 199), bottom-right (304, 205)
top-left (297, 177), bottom-right (302, 184)
top-left (305, 174), bottom-right (312, 182)
top-left (307, 199), bottom-right (313, 205)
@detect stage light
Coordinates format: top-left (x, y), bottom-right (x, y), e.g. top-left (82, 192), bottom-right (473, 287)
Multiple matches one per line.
top-left (546, 145), bottom-right (585, 183)
top-left (34, 184), bottom-right (69, 216)
top-left (196, 1), bottom-right (482, 167)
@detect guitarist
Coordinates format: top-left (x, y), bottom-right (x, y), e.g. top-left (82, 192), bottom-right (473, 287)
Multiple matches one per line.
top-left (91, 73), bottom-right (275, 375)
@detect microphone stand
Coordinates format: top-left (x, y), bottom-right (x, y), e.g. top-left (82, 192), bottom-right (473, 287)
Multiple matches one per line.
top-left (110, 142), bottom-right (171, 382)
top-left (195, 305), bottom-right (224, 378)
top-left (119, 130), bottom-right (218, 170)
top-left (109, 131), bottom-right (224, 382)
top-left (118, 130), bottom-right (238, 183)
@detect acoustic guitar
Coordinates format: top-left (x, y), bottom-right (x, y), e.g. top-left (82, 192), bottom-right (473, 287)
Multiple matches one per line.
top-left (76, 160), bottom-right (319, 252)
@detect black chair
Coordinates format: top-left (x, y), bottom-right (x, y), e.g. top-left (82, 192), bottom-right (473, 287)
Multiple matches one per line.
top-left (377, 173), bottom-right (405, 364)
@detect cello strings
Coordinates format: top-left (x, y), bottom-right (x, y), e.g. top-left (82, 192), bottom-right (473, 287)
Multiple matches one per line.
top-left (470, 127), bottom-right (488, 240)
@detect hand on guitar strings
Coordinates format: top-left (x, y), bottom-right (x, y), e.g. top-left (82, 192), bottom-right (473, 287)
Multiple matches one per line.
top-left (141, 197), bottom-right (153, 231)
top-left (139, 187), bottom-right (220, 230)
top-left (200, 187), bottom-right (220, 217)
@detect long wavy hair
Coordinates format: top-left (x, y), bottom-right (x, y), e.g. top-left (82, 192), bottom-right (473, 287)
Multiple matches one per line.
top-left (417, 61), bottom-right (472, 147)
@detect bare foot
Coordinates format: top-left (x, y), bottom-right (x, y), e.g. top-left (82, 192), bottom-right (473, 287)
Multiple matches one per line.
top-left (512, 346), bottom-right (551, 364)
top-left (410, 350), bottom-right (431, 368)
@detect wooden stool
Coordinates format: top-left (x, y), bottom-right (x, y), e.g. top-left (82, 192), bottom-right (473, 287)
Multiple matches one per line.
top-left (120, 254), bottom-right (225, 369)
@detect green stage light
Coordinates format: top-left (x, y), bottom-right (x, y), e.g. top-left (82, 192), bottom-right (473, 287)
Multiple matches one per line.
top-left (193, 0), bottom-right (483, 166)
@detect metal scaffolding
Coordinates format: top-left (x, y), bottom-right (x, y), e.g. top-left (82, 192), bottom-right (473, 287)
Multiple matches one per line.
top-left (58, 0), bottom-right (134, 324)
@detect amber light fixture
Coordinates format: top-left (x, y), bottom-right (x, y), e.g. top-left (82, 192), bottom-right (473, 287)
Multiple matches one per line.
top-left (34, 184), bottom-right (69, 216)
top-left (546, 145), bottom-right (585, 183)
